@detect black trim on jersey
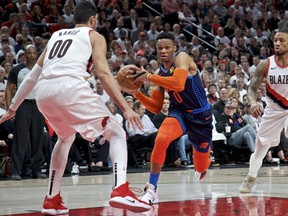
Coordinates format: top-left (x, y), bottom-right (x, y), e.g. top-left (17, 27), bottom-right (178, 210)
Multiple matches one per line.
top-left (266, 92), bottom-right (288, 109)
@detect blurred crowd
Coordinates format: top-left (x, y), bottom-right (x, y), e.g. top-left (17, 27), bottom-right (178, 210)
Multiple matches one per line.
top-left (1, 0), bottom-right (288, 179)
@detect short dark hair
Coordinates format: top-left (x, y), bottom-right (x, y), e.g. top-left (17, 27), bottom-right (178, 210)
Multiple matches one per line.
top-left (156, 32), bottom-right (175, 42)
top-left (74, 1), bottom-right (97, 25)
top-left (133, 100), bottom-right (142, 110)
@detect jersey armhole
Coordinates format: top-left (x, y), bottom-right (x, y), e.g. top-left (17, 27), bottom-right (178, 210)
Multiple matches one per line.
top-left (264, 57), bottom-right (270, 78)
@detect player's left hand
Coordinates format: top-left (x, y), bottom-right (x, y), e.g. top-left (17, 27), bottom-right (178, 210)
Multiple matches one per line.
top-left (0, 108), bottom-right (16, 124)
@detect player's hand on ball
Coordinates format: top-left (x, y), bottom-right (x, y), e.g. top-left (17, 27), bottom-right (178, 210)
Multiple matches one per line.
top-left (128, 66), bottom-right (150, 82)
top-left (117, 64), bottom-right (143, 93)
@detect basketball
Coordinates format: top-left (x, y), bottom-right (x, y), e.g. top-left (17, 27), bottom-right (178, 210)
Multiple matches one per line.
top-left (116, 65), bottom-right (143, 92)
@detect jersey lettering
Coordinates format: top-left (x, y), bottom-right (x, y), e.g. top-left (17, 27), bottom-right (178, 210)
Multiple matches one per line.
top-left (173, 92), bottom-right (183, 103)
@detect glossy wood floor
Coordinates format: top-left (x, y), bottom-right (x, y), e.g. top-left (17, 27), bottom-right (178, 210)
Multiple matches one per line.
top-left (1, 165), bottom-right (288, 216)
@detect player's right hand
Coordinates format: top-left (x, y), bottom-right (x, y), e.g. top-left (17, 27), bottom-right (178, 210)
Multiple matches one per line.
top-left (0, 108), bottom-right (16, 124)
top-left (250, 103), bottom-right (263, 118)
top-left (123, 108), bottom-right (143, 131)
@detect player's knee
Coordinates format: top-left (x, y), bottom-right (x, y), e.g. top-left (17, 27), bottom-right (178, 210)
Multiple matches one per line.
top-left (193, 147), bottom-right (211, 173)
top-left (59, 134), bottom-right (75, 145)
top-left (105, 120), bottom-right (126, 141)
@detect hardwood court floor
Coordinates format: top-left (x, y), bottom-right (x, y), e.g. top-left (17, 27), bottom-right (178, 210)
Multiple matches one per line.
top-left (1, 165), bottom-right (288, 216)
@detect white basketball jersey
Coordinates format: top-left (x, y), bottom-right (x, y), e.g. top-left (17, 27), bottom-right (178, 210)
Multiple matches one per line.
top-left (39, 27), bottom-right (93, 80)
top-left (266, 56), bottom-right (288, 109)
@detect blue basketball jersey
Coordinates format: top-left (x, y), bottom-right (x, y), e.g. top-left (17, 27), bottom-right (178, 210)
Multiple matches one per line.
top-left (158, 53), bottom-right (209, 114)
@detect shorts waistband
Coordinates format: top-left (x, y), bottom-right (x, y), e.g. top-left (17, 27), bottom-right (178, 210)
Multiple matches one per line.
top-left (186, 103), bottom-right (211, 114)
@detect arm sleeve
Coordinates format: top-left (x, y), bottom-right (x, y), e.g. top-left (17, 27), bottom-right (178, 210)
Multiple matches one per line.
top-left (10, 64), bottom-right (42, 111)
top-left (149, 68), bottom-right (187, 92)
top-left (135, 89), bottom-right (164, 114)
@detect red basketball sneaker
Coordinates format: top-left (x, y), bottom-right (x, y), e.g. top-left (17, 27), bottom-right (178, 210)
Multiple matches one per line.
top-left (41, 193), bottom-right (69, 215)
top-left (109, 182), bottom-right (152, 213)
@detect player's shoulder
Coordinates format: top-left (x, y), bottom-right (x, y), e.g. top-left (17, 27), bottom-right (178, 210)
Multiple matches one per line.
top-left (89, 29), bottom-right (105, 42)
top-left (257, 58), bottom-right (269, 70)
top-left (176, 51), bottom-right (189, 58)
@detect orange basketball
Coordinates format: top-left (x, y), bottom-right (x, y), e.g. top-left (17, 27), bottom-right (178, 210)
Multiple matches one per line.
top-left (116, 65), bottom-right (143, 92)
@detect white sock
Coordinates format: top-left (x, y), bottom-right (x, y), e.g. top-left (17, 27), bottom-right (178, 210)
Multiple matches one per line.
top-left (248, 137), bottom-right (271, 178)
top-left (105, 122), bottom-right (128, 188)
top-left (47, 136), bottom-right (74, 198)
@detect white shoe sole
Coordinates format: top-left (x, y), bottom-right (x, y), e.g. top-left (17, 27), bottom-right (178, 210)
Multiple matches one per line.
top-left (41, 208), bottom-right (69, 215)
top-left (109, 196), bottom-right (152, 213)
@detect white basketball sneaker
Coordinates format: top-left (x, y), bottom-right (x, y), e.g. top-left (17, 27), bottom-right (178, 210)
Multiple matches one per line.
top-left (140, 183), bottom-right (159, 205)
top-left (109, 182), bottom-right (151, 213)
top-left (194, 169), bottom-right (208, 181)
top-left (239, 175), bottom-right (257, 193)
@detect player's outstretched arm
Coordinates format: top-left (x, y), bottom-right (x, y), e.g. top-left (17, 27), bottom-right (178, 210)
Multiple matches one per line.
top-left (91, 32), bottom-right (143, 130)
top-left (8, 49), bottom-right (46, 112)
top-left (0, 49), bottom-right (46, 125)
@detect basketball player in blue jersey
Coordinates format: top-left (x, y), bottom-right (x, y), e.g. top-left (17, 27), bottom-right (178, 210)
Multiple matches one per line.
top-left (127, 32), bottom-right (213, 205)
top-left (239, 22), bottom-right (288, 193)
top-left (0, 1), bottom-right (151, 215)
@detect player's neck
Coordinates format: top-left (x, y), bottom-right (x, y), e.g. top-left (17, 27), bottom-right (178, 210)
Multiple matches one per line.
top-left (75, 24), bottom-right (88, 28)
top-left (275, 55), bottom-right (288, 67)
top-left (162, 61), bottom-right (173, 70)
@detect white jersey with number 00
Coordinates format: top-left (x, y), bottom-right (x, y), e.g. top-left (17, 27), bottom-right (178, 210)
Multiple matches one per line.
top-left (39, 27), bottom-right (93, 81)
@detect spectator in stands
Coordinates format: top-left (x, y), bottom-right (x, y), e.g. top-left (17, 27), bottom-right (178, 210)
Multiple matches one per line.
top-left (213, 0), bottom-right (228, 19)
top-left (62, 4), bottom-right (74, 27)
top-left (247, 37), bottom-right (261, 56)
top-left (235, 77), bottom-right (247, 103)
top-left (216, 100), bottom-right (256, 154)
top-left (95, 79), bottom-right (110, 104)
top-left (125, 100), bottom-right (157, 151)
top-left (178, 3), bottom-right (196, 34)
top-left (45, 4), bottom-right (60, 24)
top-left (172, 24), bottom-right (182, 43)
top-left (6, 45), bottom-right (46, 180)
top-left (213, 88), bottom-right (229, 120)
top-left (130, 20), bottom-right (147, 44)
top-left (143, 44), bottom-right (156, 62)
top-left (211, 15), bottom-right (222, 36)
top-left (255, 88), bottom-right (266, 111)
top-left (113, 18), bottom-right (128, 39)
top-left (124, 95), bottom-right (134, 109)
top-left (1, 60), bottom-right (13, 78)
top-left (223, 17), bottom-right (236, 39)
top-left (214, 27), bottom-right (230, 48)
top-left (198, 16), bottom-right (213, 43)
top-left (0, 26), bottom-right (16, 47)
top-left (207, 83), bottom-right (218, 105)
top-left (49, 16), bottom-right (68, 34)
top-left (106, 100), bottom-right (123, 127)
top-left (1, 13), bottom-right (18, 38)
top-left (147, 22), bottom-right (160, 41)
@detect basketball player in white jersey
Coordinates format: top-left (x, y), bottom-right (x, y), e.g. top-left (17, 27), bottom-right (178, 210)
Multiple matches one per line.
top-left (0, 1), bottom-right (151, 215)
top-left (239, 21), bottom-right (288, 193)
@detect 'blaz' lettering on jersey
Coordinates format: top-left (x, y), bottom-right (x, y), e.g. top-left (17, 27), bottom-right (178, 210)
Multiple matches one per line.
top-left (269, 75), bottom-right (288, 84)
